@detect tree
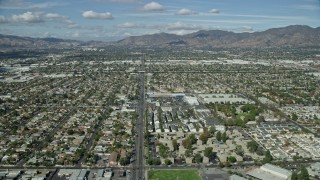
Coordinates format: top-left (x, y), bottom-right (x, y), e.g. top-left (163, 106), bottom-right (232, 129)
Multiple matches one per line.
top-left (148, 159), bottom-right (153, 165)
top-left (159, 144), bottom-right (169, 158)
top-left (119, 157), bottom-right (129, 166)
top-left (256, 148), bottom-right (264, 156)
top-left (222, 132), bottom-right (228, 142)
top-left (225, 161), bottom-right (231, 167)
top-left (291, 172), bottom-right (298, 180)
top-left (292, 113), bottom-right (298, 121)
top-left (262, 150), bottom-right (273, 164)
top-left (182, 138), bottom-right (192, 150)
top-left (152, 158), bottom-right (161, 165)
top-left (204, 147), bottom-right (213, 158)
top-left (199, 128), bottom-right (210, 144)
top-left (216, 131), bottom-right (222, 142)
top-left (241, 104), bottom-right (256, 113)
top-left (247, 141), bottom-right (258, 153)
top-left (257, 115), bottom-right (265, 124)
top-left (209, 126), bottom-right (216, 136)
top-left (183, 134), bottom-right (197, 149)
top-left (244, 113), bottom-right (256, 122)
top-left (228, 156), bottom-right (237, 163)
top-left (165, 159), bottom-right (172, 165)
top-left (299, 166), bottom-right (310, 180)
top-left (235, 145), bottom-right (244, 155)
top-left (235, 118), bottom-right (245, 127)
top-left (67, 129), bottom-right (74, 135)
top-left (144, 131), bottom-right (150, 139)
top-left (293, 155), bottom-right (300, 162)
top-left (188, 134), bottom-right (197, 144)
top-left (79, 130), bottom-right (85, 136)
top-left (219, 162), bottom-right (225, 168)
top-left (194, 153), bottom-right (203, 164)
top-left (172, 139), bottom-right (179, 151)
top-left (185, 149), bottom-right (193, 157)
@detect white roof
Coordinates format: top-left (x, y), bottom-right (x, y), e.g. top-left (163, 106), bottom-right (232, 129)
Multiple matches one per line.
top-left (230, 175), bottom-right (247, 180)
top-left (247, 168), bottom-right (286, 180)
top-left (261, 163), bottom-right (292, 178)
top-left (247, 163), bottom-right (292, 180)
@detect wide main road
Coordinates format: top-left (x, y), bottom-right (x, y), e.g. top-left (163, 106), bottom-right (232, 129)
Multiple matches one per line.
top-left (132, 57), bottom-right (146, 180)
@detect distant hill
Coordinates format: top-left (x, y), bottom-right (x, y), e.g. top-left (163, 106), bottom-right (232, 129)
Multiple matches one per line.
top-left (0, 34), bottom-right (81, 48)
top-left (0, 25), bottom-right (319, 49)
top-left (115, 25), bottom-right (320, 48)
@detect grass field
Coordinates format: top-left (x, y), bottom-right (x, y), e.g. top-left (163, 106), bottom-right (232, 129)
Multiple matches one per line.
top-left (148, 169), bottom-right (202, 180)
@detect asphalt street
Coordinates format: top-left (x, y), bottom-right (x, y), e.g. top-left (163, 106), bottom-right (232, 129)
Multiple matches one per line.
top-left (132, 57), bottom-right (145, 180)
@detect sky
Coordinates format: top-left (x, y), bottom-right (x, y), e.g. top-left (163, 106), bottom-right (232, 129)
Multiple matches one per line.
top-left (0, 0), bottom-right (319, 41)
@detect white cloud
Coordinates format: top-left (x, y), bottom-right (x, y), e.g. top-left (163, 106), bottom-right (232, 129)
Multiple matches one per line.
top-left (0, 0), bottom-right (24, 8)
top-left (123, 32), bottom-right (132, 36)
top-left (143, 2), bottom-right (164, 11)
top-left (168, 30), bottom-right (191, 35)
top-left (43, 32), bottom-right (50, 37)
top-left (118, 22), bottom-right (135, 28)
top-left (116, 22), bottom-right (141, 28)
top-left (0, 0), bottom-right (65, 9)
top-left (64, 19), bottom-right (80, 29)
top-left (82, 10), bottom-right (114, 19)
top-left (294, 4), bottom-right (320, 10)
top-left (29, 2), bottom-right (63, 9)
top-left (209, 9), bottom-right (220, 14)
top-left (222, 13), bottom-right (306, 20)
top-left (71, 31), bottom-right (80, 37)
top-left (45, 13), bottom-right (67, 20)
top-left (162, 22), bottom-right (201, 35)
top-left (67, 23), bottom-right (80, 29)
top-left (109, 0), bottom-right (137, 3)
top-left (114, 21), bottom-right (202, 35)
top-left (0, 11), bottom-right (76, 27)
top-left (12, 11), bottom-right (43, 23)
top-left (42, 32), bottom-right (59, 38)
top-left (176, 8), bottom-right (197, 15)
top-left (64, 31), bottom-right (81, 38)
top-left (91, 0), bottom-right (138, 3)
top-left (0, 0), bottom-right (22, 5)
top-left (238, 26), bottom-right (253, 32)
top-left (166, 22), bottom-right (201, 31)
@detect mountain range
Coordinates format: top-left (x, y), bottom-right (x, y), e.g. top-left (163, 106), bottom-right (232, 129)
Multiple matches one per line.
top-left (0, 25), bottom-right (319, 49)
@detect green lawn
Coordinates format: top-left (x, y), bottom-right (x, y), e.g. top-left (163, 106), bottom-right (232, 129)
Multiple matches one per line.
top-left (148, 169), bottom-right (202, 180)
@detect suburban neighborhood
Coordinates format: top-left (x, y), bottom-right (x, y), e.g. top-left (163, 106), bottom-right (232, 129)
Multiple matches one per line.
top-left (0, 46), bottom-right (319, 179)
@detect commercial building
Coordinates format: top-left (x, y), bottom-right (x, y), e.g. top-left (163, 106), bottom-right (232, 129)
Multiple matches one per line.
top-left (230, 175), bottom-right (247, 180)
top-left (198, 94), bottom-right (254, 104)
top-left (183, 96), bottom-right (199, 106)
top-left (247, 163), bottom-right (292, 180)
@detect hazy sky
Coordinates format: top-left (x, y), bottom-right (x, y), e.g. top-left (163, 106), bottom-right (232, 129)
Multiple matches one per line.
top-left (0, 0), bottom-right (319, 41)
